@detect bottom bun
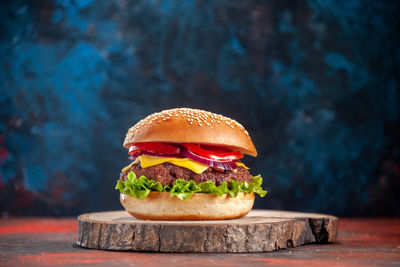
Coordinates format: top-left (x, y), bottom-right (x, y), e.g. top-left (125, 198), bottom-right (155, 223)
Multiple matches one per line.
top-left (120, 192), bottom-right (255, 220)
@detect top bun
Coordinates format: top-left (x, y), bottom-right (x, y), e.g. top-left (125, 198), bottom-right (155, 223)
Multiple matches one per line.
top-left (123, 108), bottom-right (257, 157)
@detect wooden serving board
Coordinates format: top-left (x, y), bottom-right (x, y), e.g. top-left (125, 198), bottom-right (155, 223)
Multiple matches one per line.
top-left (77, 209), bottom-right (338, 253)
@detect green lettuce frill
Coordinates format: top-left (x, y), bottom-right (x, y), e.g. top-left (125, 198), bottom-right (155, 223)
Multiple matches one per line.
top-left (115, 171), bottom-right (267, 200)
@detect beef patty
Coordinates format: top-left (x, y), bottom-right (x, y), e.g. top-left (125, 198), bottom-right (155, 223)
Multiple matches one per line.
top-left (120, 162), bottom-right (253, 186)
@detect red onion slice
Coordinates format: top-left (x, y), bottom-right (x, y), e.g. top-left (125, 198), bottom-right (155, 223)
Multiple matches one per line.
top-left (141, 151), bottom-right (184, 158)
top-left (181, 149), bottom-right (237, 170)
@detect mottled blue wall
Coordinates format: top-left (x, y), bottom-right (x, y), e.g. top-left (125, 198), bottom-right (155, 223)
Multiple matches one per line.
top-left (1, 0), bottom-right (399, 216)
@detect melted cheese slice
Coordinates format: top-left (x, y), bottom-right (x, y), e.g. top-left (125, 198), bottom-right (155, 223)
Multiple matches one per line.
top-left (139, 155), bottom-right (209, 174)
top-left (121, 155), bottom-right (250, 174)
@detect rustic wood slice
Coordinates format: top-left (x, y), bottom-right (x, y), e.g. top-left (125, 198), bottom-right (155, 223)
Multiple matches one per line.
top-left (77, 209), bottom-right (338, 253)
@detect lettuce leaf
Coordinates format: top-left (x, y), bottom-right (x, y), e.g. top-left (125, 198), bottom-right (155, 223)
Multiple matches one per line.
top-left (115, 171), bottom-right (267, 200)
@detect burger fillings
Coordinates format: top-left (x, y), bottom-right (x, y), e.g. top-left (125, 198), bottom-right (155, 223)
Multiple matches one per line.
top-left (115, 108), bottom-right (267, 220)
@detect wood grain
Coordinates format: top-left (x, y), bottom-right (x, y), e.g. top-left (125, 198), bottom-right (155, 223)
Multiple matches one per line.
top-left (77, 209), bottom-right (337, 252)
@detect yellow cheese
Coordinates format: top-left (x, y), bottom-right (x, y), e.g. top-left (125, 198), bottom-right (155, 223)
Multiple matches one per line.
top-left (139, 155), bottom-right (209, 174)
top-left (236, 162), bottom-right (250, 169)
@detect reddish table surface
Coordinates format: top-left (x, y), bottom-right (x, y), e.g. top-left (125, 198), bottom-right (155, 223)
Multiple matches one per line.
top-left (0, 216), bottom-right (399, 267)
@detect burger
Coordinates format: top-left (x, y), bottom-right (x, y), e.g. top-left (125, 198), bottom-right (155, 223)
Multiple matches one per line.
top-left (115, 108), bottom-right (266, 220)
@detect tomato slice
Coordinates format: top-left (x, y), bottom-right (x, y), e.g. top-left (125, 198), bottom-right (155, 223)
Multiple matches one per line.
top-left (129, 142), bottom-right (180, 156)
top-left (182, 144), bottom-right (243, 161)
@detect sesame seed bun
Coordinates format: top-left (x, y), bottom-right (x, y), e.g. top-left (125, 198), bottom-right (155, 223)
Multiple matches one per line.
top-left (120, 192), bottom-right (255, 220)
top-left (123, 108), bottom-right (257, 156)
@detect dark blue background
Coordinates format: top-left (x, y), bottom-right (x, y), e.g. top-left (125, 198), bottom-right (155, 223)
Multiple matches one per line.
top-left (1, 0), bottom-right (399, 217)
